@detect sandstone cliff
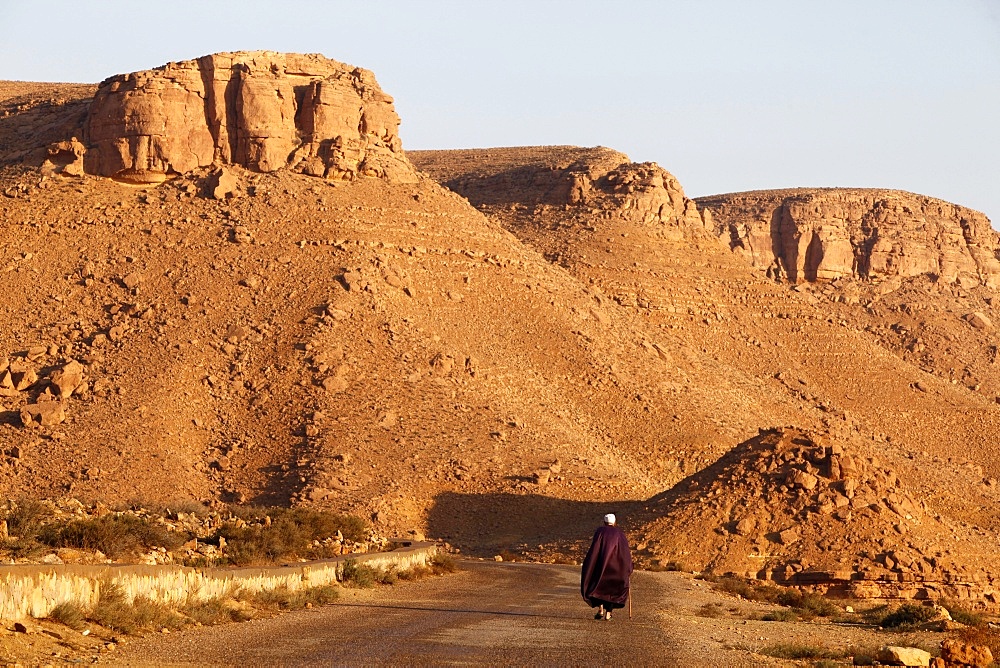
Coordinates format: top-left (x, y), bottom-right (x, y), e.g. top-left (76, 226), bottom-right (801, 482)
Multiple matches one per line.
top-left (413, 146), bottom-right (709, 236)
top-left (83, 51), bottom-right (415, 183)
top-left (698, 189), bottom-right (1000, 287)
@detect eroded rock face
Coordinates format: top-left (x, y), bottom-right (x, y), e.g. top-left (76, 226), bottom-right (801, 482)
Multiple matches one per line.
top-left (411, 146), bottom-right (710, 235)
top-left (84, 51), bottom-right (415, 182)
top-left (698, 189), bottom-right (1000, 287)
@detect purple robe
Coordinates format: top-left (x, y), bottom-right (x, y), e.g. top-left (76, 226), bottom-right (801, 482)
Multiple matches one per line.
top-left (580, 525), bottom-right (633, 609)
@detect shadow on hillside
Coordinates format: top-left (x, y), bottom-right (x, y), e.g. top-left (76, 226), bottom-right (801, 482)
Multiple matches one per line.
top-left (425, 431), bottom-right (795, 556)
top-left (426, 491), bottom-right (646, 556)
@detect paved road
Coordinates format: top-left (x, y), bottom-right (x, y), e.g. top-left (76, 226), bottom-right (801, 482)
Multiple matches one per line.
top-left (108, 561), bottom-right (684, 667)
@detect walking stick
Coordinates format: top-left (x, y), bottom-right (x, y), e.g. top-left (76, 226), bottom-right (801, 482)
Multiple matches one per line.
top-left (628, 590), bottom-right (632, 619)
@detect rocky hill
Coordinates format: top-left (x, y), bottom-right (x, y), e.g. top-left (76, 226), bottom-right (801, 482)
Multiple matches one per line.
top-left (0, 57), bottom-right (742, 546)
top-left (4, 54), bottom-right (1000, 606)
top-left (412, 146), bottom-right (1000, 603)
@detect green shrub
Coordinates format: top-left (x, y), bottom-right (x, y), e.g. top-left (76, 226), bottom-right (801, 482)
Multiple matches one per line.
top-left (47, 601), bottom-right (87, 630)
top-left (879, 603), bottom-right (937, 629)
top-left (38, 515), bottom-right (185, 558)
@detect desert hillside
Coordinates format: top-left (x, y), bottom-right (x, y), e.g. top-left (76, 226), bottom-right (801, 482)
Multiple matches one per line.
top-left (3, 53), bottom-right (1000, 604)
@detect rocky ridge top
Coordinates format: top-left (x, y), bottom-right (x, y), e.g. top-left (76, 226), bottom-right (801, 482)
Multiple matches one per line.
top-left (413, 146), bottom-right (709, 237)
top-left (698, 189), bottom-right (1000, 288)
top-left (2, 52), bottom-right (416, 184)
top-left (84, 51), bottom-right (416, 183)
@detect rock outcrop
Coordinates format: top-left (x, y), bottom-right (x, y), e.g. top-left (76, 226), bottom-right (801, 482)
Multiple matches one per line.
top-left (640, 427), bottom-right (1000, 605)
top-left (83, 51), bottom-right (416, 183)
top-left (698, 189), bottom-right (1000, 288)
top-left (412, 146), bottom-right (710, 235)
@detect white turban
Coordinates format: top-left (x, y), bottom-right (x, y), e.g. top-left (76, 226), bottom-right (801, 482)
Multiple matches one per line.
top-left (603, 513), bottom-right (616, 525)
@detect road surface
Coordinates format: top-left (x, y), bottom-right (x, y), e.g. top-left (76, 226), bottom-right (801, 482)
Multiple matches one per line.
top-left (107, 560), bottom-right (694, 666)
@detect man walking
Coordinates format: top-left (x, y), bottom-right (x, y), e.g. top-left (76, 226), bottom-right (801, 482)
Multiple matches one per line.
top-left (580, 513), bottom-right (633, 620)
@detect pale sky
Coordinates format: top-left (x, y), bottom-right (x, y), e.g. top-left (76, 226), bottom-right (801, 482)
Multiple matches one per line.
top-left (2, 0), bottom-right (998, 224)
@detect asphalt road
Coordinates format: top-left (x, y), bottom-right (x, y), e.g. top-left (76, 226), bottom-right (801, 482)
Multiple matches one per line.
top-left (107, 561), bottom-right (683, 667)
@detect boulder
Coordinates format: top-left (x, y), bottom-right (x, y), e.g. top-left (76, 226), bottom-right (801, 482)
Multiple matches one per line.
top-left (791, 470), bottom-right (818, 490)
top-left (734, 516), bottom-right (756, 536)
top-left (50, 360), bottom-right (85, 399)
top-left (877, 645), bottom-right (931, 667)
top-left (211, 167), bottom-right (239, 199)
top-left (777, 526), bottom-right (800, 545)
top-left (20, 401), bottom-right (66, 427)
top-left (966, 311), bottom-right (994, 330)
top-left (9, 361), bottom-right (37, 391)
top-left (941, 639), bottom-right (993, 667)
top-left (41, 138), bottom-right (86, 176)
top-left (84, 51), bottom-right (417, 183)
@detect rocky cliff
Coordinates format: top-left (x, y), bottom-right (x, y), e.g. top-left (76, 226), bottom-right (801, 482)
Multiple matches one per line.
top-left (698, 189), bottom-right (1000, 287)
top-left (413, 146), bottom-right (709, 235)
top-left (83, 51), bottom-right (415, 183)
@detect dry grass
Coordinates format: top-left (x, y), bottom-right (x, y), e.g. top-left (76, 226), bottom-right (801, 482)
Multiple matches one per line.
top-left (342, 554), bottom-right (456, 588)
top-left (711, 576), bottom-right (840, 620)
top-left (179, 598), bottom-right (252, 625)
top-left (696, 602), bottom-right (724, 618)
top-left (242, 584), bottom-right (339, 611)
top-left (44, 551), bottom-right (454, 637)
top-left (46, 601), bottom-right (87, 630)
top-left (88, 583), bottom-right (184, 634)
top-left (760, 643), bottom-right (843, 660)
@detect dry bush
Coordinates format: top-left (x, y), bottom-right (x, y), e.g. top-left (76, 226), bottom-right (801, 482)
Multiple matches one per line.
top-left (341, 560), bottom-right (377, 588)
top-left (38, 515), bottom-right (186, 558)
top-left (397, 565), bottom-right (431, 581)
top-left (760, 608), bottom-right (799, 622)
top-left (214, 508), bottom-right (368, 566)
top-left (88, 583), bottom-right (183, 634)
top-left (46, 601), bottom-right (87, 630)
top-left (3, 500), bottom-right (50, 538)
top-left (939, 598), bottom-right (987, 627)
top-left (696, 602), bottom-right (723, 618)
top-left (712, 576), bottom-right (839, 619)
top-left (648, 560), bottom-right (686, 572)
top-left (760, 643), bottom-right (842, 660)
top-left (180, 598), bottom-right (251, 625)
top-left (1, 500), bottom-right (51, 558)
top-left (245, 584), bottom-right (339, 610)
top-left (429, 554), bottom-right (457, 574)
top-left (878, 603), bottom-right (937, 630)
